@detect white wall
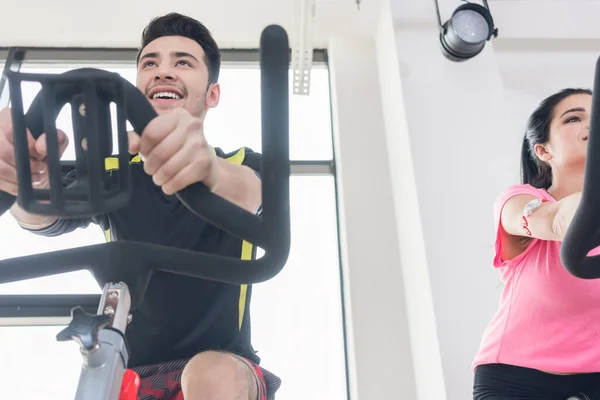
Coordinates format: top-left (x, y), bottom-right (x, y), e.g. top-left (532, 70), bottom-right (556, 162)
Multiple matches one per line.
top-left (328, 35), bottom-right (417, 400)
top-left (389, 23), bottom-right (518, 400)
top-left (335, 5), bottom-right (600, 399)
top-left (345, 1), bottom-right (523, 398)
top-left (494, 39), bottom-right (600, 133)
top-left (374, 1), bottom-right (446, 399)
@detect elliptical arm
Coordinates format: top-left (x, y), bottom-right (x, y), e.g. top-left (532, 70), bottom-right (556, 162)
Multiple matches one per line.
top-left (560, 55), bottom-right (600, 279)
top-left (0, 26), bottom-right (291, 299)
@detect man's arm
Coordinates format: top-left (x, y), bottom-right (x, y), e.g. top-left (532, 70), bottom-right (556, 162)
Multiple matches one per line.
top-left (9, 177), bottom-right (58, 230)
top-left (10, 200), bottom-right (94, 237)
top-left (9, 169), bottom-right (94, 236)
top-left (9, 202), bottom-right (58, 230)
top-left (130, 109), bottom-right (264, 214)
top-left (211, 155), bottom-right (262, 215)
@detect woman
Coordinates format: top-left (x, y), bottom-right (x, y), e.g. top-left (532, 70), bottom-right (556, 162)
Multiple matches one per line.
top-left (472, 88), bottom-right (600, 400)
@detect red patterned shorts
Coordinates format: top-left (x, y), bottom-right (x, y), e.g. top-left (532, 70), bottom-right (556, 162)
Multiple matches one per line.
top-left (126, 356), bottom-right (278, 400)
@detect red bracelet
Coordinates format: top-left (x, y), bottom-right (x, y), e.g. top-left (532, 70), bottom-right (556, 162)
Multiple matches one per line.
top-left (522, 215), bottom-right (533, 236)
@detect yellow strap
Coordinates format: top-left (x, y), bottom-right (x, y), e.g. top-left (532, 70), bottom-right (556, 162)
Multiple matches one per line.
top-left (238, 240), bottom-right (253, 329)
top-left (225, 147), bottom-right (246, 165)
top-left (104, 155), bottom-right (141, 171)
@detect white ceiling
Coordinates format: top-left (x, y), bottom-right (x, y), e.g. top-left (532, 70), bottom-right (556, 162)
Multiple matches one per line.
top-left (0, 0), bottom-right (381, 49)
top-left (391, 0), bottom-right (600, 40)
top-left (3, 0), bottom-right (598, 50)
top-left (489, 0), bottom-right (600, 40)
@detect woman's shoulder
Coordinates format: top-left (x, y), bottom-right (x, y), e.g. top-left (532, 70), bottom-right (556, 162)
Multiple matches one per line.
top-left (493, 184), bottom-right (555, 222)
top-left (496, 184), bottom-right (555, 205)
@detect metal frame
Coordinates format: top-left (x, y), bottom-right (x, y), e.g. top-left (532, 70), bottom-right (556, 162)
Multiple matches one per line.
top-left (0, 48), bottom-right (24, 108)
top-left (0, 294), bottom-right (100, 326)
top-left (292, 0), bottom-right (315, 95)
top-left (0, 46), bottom-right (335, 327)
top-left (48, 159), bottom-right (332, 177)
top-left (0, 47), bottom-right (328, 66)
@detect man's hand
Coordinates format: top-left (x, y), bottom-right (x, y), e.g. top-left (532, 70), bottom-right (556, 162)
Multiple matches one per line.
top-left (0, 107), bottom-right (69, 195)
top-left (0, 106), bottom-right (69, 230)
top-left (128, 108), bottom-right (220, 195)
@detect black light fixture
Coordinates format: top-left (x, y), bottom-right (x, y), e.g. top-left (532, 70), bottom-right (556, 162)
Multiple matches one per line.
top-left (434, 0), bottom-right (498, 62)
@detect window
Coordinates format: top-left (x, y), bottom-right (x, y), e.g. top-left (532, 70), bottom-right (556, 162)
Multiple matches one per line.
top-left (0, 176), bottom-right (346, 399)
top-left (6, 58), bottom-right (333, 162)
top-left (0, 49), bottom-right (346, 400)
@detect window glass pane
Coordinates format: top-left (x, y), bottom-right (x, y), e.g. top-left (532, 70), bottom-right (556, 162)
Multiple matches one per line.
top-left (0, 325), bottom-right (81, 398)
top-left (14, 62), bottom-right (333, 161)
top-left (0, 176), bottom-right (347, 400)
top-left (0, 211), bottom-right (103, 294)
top-left (204, 66), bottom-right (333, 160)
top-left (251, 175), bottom-right (346, 399)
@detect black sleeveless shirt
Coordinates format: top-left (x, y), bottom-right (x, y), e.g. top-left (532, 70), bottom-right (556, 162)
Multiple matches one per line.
top-left (29, 147), bottom-right (262, 367)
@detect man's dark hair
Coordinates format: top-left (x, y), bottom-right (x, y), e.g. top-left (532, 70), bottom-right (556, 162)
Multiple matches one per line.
top-left (137, 13), bottom-right (221, 84)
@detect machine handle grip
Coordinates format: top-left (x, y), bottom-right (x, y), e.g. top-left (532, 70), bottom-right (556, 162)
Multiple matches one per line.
top-left (561, 55), bottom-right (600, 279)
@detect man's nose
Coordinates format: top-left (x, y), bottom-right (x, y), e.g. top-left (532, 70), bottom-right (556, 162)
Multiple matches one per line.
top-left (154, 65), bottom-right (175, 81)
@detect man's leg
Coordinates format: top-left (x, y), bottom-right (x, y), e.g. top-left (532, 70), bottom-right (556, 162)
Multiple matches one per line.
top-left (180, 350), bottom-right (265, 400)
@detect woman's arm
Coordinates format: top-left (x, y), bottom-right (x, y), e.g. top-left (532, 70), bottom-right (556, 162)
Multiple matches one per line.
top-left (497, 191), bottom-right (581, 262)
top-left (501, 191), bottom-right (582, 242)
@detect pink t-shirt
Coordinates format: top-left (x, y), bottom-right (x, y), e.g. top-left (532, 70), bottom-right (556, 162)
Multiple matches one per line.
top-left (472, 184), bottom-right (600, 373)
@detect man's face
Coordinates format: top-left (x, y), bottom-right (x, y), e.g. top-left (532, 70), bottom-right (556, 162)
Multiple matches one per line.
top-left (136, 35), bottom-right (220, 118)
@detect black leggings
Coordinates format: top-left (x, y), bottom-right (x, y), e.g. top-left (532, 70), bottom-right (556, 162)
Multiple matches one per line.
top-left (473, 364), bottom-right (600, 400)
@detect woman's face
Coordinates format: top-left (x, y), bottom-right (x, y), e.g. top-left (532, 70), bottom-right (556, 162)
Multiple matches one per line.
top-left (535, 93), bottom-right (592, 171)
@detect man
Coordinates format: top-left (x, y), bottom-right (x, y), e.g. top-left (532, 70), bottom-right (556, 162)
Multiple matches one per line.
top-left (0, 12), bottom-right (279, 400)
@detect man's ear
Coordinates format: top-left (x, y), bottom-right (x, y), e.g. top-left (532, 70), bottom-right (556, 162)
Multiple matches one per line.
top-left (534, 143), bottom-right (552, 162)
top-left (205, 82), bottom-right (221, 109)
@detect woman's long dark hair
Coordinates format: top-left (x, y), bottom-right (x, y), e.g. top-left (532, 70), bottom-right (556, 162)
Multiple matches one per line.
top-left (521, 88), bottom-right (592, 189)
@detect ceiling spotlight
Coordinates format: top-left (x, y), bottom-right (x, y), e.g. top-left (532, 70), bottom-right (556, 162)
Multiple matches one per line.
top-left (434, 0), bottom-right (498, 62)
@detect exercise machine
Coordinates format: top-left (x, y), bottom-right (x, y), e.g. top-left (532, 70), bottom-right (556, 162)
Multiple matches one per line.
top-left (0, 25), bottom-right (290, 400)
top-left (562, 56), bottom-right (600, 280)
top-left (556, 58), bottom-right (600, 400)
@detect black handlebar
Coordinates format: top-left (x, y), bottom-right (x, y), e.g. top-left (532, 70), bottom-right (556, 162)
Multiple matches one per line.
top-left (4, 67), bottom-right (155, 217)
top-left (560, 56), bottom-right (600, 279)
top-left (0, 25), bottom-right (291, 308)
